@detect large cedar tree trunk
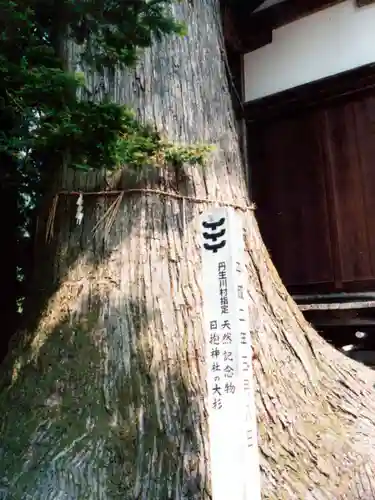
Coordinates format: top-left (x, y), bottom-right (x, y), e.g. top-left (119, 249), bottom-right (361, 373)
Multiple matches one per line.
top-left (2, 1), bottom-right (375, 498)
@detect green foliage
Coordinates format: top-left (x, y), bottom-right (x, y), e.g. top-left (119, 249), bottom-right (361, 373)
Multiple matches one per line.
top-left (68, 0), bottom-right (187, 70)
top-left (0, 0), bottom-right (210, 175)
top-left (0, 0), bottom-right (211, 337)
top-left (33, 0), bottom-right (187, 70)
top-left (35, 100), bottom-right (212, 172)
top-left (106, 108), bottom-right (213, 170)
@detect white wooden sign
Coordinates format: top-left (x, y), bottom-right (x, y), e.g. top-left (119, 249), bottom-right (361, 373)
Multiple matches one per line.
top-left (200, 206), bottom-right (261, 500)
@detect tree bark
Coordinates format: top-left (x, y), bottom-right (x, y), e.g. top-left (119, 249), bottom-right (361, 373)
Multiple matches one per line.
top-left (2, 1), bottom-right (375, 499)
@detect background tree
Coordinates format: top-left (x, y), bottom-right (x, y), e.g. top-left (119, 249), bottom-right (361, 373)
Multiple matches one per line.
top-left (2, 0), bottom-right (375, 499)
top-left (0, 0), bottom-right (198, 357)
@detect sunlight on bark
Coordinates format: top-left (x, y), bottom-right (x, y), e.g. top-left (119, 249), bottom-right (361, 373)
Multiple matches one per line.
top-left (1, 0), bottom-right (375, 498)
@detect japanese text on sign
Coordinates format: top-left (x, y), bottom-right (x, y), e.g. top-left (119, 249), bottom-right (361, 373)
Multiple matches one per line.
top-left (200, 206), bottom-right (261, 500)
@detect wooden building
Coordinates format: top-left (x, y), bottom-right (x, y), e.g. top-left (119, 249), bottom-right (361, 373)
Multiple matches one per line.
top-left (224, 0), bottom-right (375, 341)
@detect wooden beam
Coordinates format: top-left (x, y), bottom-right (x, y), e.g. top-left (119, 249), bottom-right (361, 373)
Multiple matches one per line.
top-left (357, 0), bottom-right (375, 6)
top-left (306, 318), bottom-right (375, 327)
top-left (247, 0), bottom-right (345, 31)
top-left (243, 64), bottom-right (375, 122)
top-left (299, 300), bottom-right (375, 311)
top-left (222, 1), bottom-right (272, 53)
top-left (293, 292), bottom-right (375, 302)
top-left (235, 0), bottom-right (345, 53)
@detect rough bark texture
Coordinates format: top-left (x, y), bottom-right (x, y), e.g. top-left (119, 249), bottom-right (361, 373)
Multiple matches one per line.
top-left (2, 0), bottom-right (375, 499)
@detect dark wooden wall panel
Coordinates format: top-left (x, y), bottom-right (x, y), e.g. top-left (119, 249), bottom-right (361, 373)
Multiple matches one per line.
top-left (352, 96), bottom-right (375, 279)
top-left (324, 102), bottom-right (373, 283)
top-left (249, 89), bottom-right (375, 293)
top-left (250, 110), bottom-right (334, 288)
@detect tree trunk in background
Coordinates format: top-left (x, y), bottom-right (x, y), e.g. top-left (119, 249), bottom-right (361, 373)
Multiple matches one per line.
top-left (0, 172), bottom-right (22, 362)
top-left (2, 1), bottom-right (375, 498)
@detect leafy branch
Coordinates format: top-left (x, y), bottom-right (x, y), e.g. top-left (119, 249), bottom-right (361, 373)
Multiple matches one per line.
top-left (1, 0), bottom-right (211, 176)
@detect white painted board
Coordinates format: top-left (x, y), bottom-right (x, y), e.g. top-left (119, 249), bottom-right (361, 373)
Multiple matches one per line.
top-left (200, 207), bottom-right (261, 500)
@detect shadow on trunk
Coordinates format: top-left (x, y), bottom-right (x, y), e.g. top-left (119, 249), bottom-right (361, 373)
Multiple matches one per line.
top-left (6, 162), bottom-right (198, 367)
top-left (0, 294), bottom-right (204, 498)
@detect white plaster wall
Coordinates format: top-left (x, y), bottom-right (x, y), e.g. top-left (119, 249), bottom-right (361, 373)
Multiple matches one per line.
top-left (244, 1), bottom-right (375, 102)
